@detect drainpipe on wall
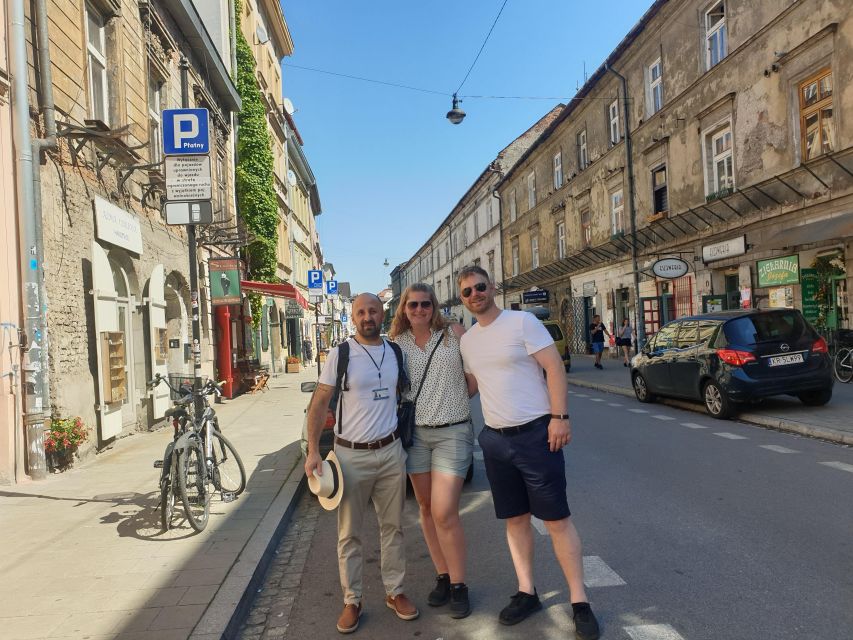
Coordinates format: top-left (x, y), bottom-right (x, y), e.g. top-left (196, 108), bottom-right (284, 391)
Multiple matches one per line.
top-left (605, 63), bottom-right (645, 349)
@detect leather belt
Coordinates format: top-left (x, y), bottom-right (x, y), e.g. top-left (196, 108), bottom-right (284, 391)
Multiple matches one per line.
top-left (417, 419), bottom-right (470, 429)
top-left (484, 415), bottom-right (550, 436)
top-left (335, 432), bottom-right (399, 450)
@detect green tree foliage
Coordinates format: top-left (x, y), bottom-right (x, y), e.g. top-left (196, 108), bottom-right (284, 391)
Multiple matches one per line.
top-left (234, 0), bottom-right (278, 326)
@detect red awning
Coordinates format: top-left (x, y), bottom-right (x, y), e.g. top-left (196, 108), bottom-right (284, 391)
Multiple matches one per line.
top-left (240, 280), bottom-right (310, 310)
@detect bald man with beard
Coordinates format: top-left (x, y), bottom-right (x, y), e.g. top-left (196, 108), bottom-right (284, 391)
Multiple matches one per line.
top-left (306, 293), bottom-right (419, 634)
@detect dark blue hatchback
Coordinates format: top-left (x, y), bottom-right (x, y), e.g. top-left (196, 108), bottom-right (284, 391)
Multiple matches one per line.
top-left (630, 309), bottom-right (833, 419)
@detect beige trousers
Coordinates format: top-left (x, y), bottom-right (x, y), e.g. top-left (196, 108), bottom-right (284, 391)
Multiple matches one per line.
top-left (335, 438), bottom-right (407, 605)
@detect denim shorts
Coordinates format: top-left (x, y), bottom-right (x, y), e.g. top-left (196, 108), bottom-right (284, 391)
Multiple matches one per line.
top-left (406, 421), bottom-right (474, 478)
top-left (478, 415), bottom-right (570, 521)
top-left (591, 342), bottom-right (605, 354)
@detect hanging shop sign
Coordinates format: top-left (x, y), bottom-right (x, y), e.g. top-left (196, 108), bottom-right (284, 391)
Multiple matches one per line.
top-left (209, 258), bottom-right (242, 306)
top-left (582, 281), bottom-right (596, 297)
top-left (285, 299), bottom-right (304, 319)
top-left (757, 255), bottom-right (799, 287)
top-left (522, 289), bottom-right (549, 304)
top-left (94, 195), bottom-right (143, 254)
top-left (651, 257), bottom-right (690, 279)
top-left (702, 235), bottom-right (746, 263)
top-left (800, 268), bottom-right (821, 324)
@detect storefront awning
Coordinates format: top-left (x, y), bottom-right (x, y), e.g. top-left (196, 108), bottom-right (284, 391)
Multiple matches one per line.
top-left (240, 280), bottom-right (310, 310)
top-left (763, 211), bottom-right (853, 249)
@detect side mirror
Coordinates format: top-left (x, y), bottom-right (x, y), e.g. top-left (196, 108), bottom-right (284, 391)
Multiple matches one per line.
top-left (300, 381), bottom-right (318, 393)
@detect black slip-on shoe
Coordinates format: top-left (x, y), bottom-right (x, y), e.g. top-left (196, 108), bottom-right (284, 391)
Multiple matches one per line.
top-left (498, 590), bottom-right (541, 625)
top-left (427, 574), bottom-right (450, 607)
top-left (449, 584), bottom-right (470, 619)
top-left (572, 602), bottom-right (600, 640)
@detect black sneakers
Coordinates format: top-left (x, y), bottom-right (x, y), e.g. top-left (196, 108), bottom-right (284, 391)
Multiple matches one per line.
top-left (449, 584), bottom-right (471, 619)
top-left (498, 590), bottom-right (542, 625)
top-left (427, 574), bottom-right (451, 607)
top-left (572, 602), bottom-right (600, 640)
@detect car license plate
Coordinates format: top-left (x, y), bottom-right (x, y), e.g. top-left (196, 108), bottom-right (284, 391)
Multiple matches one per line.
top-left (768, 353), bottom-right (804, 367)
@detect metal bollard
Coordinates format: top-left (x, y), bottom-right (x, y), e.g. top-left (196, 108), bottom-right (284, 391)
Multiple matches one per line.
top-left (26, 422), bottom-right (48, 480)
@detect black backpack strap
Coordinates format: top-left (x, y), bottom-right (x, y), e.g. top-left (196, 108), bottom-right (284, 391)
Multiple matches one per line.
top-left (387, 340), bottom-right (409, 400)
top-left (334, 341), bottom-right (350, 434)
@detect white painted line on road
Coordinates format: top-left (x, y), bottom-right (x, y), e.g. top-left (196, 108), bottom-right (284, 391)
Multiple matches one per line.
top-left (629, 409), bottom-right (649, 414)
top-left (582, 556), bottom-right (626, 587)
top-left (531, 516), bottom-right (548, 536)
top-left (714, 432), bottom-right (748, 440)
top-left (651, 415), bottom-right (676, 421)
top-left (473, 451), bottom-right (484, 461)
top-left (819, 461), bottom-right (853, 474)
top-left (608, 402), bottom-right (623, 407)
top-left (624, 624), bottom-right (686, 640)
top-left (760, 445), bottom-right (798, 454)
top-left (681, 422), bottom-right (708, 429)
top-left (574, 393), bottom-right (589, 397)
top-left (590, 398), bottom-right (604, 402)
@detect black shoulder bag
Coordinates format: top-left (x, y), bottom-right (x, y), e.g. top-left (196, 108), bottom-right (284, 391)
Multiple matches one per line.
top-left (395, 336), bottom-right (442, 448)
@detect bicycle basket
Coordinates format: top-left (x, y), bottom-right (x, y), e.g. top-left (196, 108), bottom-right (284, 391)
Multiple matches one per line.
top-left (167, 374), bottom-right (207, 401)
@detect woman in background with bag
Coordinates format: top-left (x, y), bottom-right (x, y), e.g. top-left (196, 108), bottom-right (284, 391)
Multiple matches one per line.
top-left (390, 283), bottom-right (477, 619)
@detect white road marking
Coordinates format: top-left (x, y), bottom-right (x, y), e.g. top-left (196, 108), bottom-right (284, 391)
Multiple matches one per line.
top-left (760, 445), bottom-right (798, 454)
top-left (608, 402), bottom-right (623, 407)
top-left (582, 556), bottom-right (626, 587)
top-left (714, 432), bottom-right (747, 440)
top-left (590, 398), bottom-right (604, 402)
top-left (574, 393), bottom-right (589, 397)
top-left (819, 461), bottom-right (853, 474)
top-left (530, 516), bottom-right (548, 536)
top-left (624, 624), bottom-right (686, 640)
top-left (629, 409), bottom-right (649, 414)
top-left (473, 451), bottom-right (484, 461)
top-left (651, 415), bottom-right (676, 421)
top-left (681, 422), bottom-right (708, 429)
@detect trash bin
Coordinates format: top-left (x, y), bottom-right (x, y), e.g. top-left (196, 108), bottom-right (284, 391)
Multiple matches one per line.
top-left (26, 422), bottom-right (48, 480)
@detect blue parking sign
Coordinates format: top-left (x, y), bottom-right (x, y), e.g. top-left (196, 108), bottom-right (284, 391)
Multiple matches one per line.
top-left (326, 280), bottom-right (338, 295)
top-left (308, 270), bottom-right (323, 290)
top-left (162, 108), bottom-right (210, 155)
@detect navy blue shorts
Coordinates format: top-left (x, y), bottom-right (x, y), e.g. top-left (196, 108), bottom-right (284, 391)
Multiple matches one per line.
top-left (477, 415), bottom-right (570, 521)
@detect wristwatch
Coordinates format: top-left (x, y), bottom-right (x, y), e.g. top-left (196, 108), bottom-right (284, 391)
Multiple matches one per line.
top-left (550, 414), bottom-right (570, 420)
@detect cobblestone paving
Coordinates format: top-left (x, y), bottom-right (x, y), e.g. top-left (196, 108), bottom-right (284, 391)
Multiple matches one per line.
top-left (237, 493), bottom-right (321, 640)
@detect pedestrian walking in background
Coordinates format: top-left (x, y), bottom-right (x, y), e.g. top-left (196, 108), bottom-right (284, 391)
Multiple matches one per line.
top-left (617, 318), bottom-right (634, 367)
top-left (389, 283), bottom-right (478, 619)
top-left (305, 293), bottom-right (419, 634)
top-left (456, 266), bottom-right (600, 640)
top-left (589, 315), bottom-right (610, 370)
top-left (302, 337), bottom-right (313, 366)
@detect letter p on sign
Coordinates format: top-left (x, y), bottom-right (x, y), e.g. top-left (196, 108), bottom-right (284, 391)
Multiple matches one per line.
top-left (173, 114), bottom-right (199, 149)
top-left (162, 108), bottom-right (210, 155)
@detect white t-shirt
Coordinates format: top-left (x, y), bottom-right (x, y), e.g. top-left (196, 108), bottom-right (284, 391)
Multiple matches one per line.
top-left (460, 310), bottom-right (554, 427)
top-left (319, 338), bottom-right (400, 443)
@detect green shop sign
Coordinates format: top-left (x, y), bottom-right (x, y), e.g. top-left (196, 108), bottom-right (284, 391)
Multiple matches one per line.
top-left (800, 268), bottom-right (820, 324)
top-left (757, 255), bottom-right (799, 287)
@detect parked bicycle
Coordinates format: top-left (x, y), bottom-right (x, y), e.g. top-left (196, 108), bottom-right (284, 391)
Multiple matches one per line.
top-left (149, 374), bottom-right (247, 532)
top-left (831, 329), bottom-right (853, 384)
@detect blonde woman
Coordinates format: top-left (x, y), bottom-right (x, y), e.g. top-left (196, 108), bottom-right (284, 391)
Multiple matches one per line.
top-left (390, 283), bottom-right (477, 619)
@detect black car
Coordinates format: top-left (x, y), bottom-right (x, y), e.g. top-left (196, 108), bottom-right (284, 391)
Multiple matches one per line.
top-left (630, 309), bottom-right (833, 419)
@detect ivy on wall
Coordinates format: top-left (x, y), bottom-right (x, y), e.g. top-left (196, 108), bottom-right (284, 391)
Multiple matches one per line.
top-left (234, 0), bottom-right (279, 326)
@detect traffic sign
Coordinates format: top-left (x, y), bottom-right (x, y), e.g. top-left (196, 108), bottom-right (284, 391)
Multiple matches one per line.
top-left (326, 280), bottom-right (338, 295)
top-left (164, 201), bottom-right (213, 225)
top-left (165, 155), bottom-right (212, 201)
top-left (162, 108), bottom-right (210, 155)
top-left (308, 270), bottom-right (323, 291)
top-left (341, 313), bottom-right (347, 323)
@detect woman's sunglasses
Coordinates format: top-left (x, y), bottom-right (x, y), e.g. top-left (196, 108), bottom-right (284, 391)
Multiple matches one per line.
top-left (406, 300), bottom-right (433, 310)
top-left (461, 282), bottom-right (488, 298)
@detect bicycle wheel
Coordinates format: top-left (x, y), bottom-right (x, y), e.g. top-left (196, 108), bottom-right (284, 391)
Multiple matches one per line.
top-left (834, 347), bottom-right (853, 383)
top-left (210, 430), bottom-right (246, 496)
top-left (179, 437), bottom-right (210, 532)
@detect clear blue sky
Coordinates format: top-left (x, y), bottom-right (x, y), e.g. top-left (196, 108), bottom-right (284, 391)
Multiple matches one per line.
top-left (281, 0), bottom-right (650, 295)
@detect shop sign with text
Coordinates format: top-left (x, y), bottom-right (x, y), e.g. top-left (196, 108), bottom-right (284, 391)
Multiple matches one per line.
top-left (209, 258), bottom-right (242, 305)
top-left (757, 255), bottom-right (799, 287)
top-left (651, 257), bottom-right (690, 279)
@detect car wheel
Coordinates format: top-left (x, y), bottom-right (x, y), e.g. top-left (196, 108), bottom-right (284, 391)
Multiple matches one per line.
top-left (703, 380), bottom-right (733, 419)
top-left (632, 373), bottom-right (655, 403)
top-left (797, 388), bottom-right (832, 406)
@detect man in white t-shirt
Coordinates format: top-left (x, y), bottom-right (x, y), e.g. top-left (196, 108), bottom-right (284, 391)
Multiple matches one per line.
top-left (457, 266), bottom-right (600, 640)
top-left (305, 293), bottom-right (419, 634)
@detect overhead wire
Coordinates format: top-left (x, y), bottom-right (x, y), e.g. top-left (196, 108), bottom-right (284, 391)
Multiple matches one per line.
top-left (454, 0), bottom-right (510, 95)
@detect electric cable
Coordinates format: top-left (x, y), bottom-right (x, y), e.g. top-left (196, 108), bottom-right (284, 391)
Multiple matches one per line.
top-left (454, 0), bottom-right (510, 95)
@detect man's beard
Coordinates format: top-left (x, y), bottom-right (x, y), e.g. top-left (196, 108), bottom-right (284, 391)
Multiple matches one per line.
top-left (359, 322), bottom-right (379, 338)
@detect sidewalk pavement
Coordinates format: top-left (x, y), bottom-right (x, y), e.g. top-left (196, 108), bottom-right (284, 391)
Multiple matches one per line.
top-left (569, 351), bottom-right (853, 445)
top-left (0, 367), bottom-right (320, 640)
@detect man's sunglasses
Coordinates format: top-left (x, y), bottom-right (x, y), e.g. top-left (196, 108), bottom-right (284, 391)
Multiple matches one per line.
top-left (461, 282), bottom-right (488, 298)
top-left (406, 300), bottom-right (433, 310)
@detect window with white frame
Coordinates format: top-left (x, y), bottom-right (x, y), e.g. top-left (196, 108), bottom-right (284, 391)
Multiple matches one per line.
top-left (487, 199), bottom-right (494, 228)
top-left (462, 223), bottom-right (468, 248)
top-left (531, 234), bottom-right (539, 269)
top-left (705, 125), bottom-right (734, 195)
top-left (148, 74), bottom-right (163, 163)
top-left (557, 221), bottom-right (566, 259)
top-left (509, 189), bottom-right (517, 222)
top-left (85, 3), bottom-right (109, 124)
top-left (652, 165), bottom-right (668, 215)
top-left (577, 130), bottom-right (588, 170)
top-left (511, 238), bottom-right (520, 276)
top-left (705, 2), bottom-right (727, 69)
top-left (473, 211), bottom-right (480, 239)
top-left (610, 190), bottom-right (624, 234)
top-left (800, 68), bottom-right (834, 161)
top-left (648, 58), bottom-right (663, 116)
top-left (581, 209), bottom-right (591, 247)
top-left (445, 240), bottom-right (450, 262)
top-left (527, 172), bottom-right (536, 209)
top-left (553, 152), bottom-right (563, 189)
top-left (609, 99), bottom-right (620, 145)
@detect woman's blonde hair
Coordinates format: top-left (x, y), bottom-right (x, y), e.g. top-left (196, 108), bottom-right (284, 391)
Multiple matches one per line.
top-left (389, 283), bottom-right (447, 339)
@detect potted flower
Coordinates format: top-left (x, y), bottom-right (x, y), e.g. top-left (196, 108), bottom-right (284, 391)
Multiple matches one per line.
top-left (286, 355), bottom-right (300, 373)
top-left (45, 416), bottom-right (89, 471)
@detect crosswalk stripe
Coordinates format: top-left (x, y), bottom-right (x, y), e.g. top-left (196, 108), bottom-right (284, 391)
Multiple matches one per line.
top-left (629, 409), bottom-right (649, 414)
top-left (651, 415), bottom-right (676, 421)
top-left (714, 432), bottom-right (747, 440)
top-left (531, 516), bottom-right (548, 536)
top-left (760, 445), bottom-right (798, 454)
top-left (819, 461), bottom-right (853, 473)
top-left (608, 402), bottom-right (623, 407)
top-left (590, 398), bottom-right (604, 402)
top-left (624, 624), bottom-right (686, 640)
top-left (582, 556), bottom-right (626, 587)
top-left (574, 393), bottom-right (589, 397)
top-left (681, 422), bottom-right (708, 429)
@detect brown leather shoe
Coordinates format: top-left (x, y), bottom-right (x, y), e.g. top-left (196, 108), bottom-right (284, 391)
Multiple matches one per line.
top-left (337, 603), bottom-right (362, 634)
top-left (385, 593), bottom-right (419, 620)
